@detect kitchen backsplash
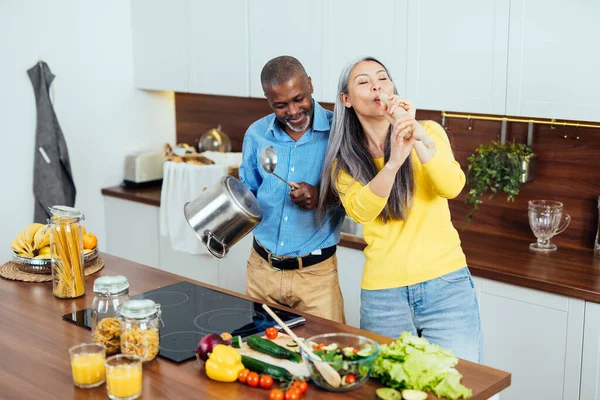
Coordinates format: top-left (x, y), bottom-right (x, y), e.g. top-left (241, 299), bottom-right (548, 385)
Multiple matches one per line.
top-left (175, 93), bottom-right (600, 251)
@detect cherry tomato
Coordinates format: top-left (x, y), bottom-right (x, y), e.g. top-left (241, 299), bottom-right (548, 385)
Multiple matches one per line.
top-left (344, 373), bottom-right (356, 384)
top-left (265, 327), bottom-right (279, 339)
top-left (269, 389), bottom-right (284, 400)
top-left (284, 388), bottom-right (301, 400)
top-left (246, 372), bottom-right (259, 388)
top-left (238, 368), bottom-right (250, 384)
top-left (259, 374), bottom-right (274, 389)
top-left (292, 380), bottom-right (308, 394)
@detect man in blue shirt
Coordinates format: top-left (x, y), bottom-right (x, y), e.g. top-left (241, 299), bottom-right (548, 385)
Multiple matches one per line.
top-left (239, 56), bottom-right (345, 323)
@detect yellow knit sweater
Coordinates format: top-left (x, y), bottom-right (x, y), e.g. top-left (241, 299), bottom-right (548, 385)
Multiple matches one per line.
top-left (335, 121), bottom-right (467, 290)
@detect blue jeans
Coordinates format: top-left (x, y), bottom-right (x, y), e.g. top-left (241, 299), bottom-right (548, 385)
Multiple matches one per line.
top-left (360, 267), bottom-right (482, 363)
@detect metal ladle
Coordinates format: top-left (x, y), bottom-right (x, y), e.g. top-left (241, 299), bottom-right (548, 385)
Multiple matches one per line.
top-left (259, 146), bottom-right (296, 190)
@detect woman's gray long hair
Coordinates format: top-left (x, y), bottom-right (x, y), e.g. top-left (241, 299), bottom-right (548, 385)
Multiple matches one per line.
top-left (318, 56), bottom-right (414, 223)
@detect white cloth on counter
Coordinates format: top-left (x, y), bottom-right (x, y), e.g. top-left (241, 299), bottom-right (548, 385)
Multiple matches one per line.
top-left (159, 152), bottom-right (242, 255)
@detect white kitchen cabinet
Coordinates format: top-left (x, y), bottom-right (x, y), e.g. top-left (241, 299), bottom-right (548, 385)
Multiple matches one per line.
top-left (247, 0), bottom-right (324, 101)
top-left (405, 0), bottom-right (509, 114)
top-left (479, 278), bottom-right (584, 400)
top-left (320, 0), bottom-right (408, 104)
top-left (103, 196), bottom-right (160, 268)
top-left (131, 0), bottom-right (188, 92)
top-left (506, 0), bottom-right (600, 122)
top-left (336, 245), bottom-right (366, 329)
top-left (323, 0), bottom-right (407, 103)
top-left (158, 235), bottom-right (219, 287)
top-left (187, 0), bottom-right (249, 96)
top-left (506, 0), bottom-right (600, 121)
top-left (580, 302), bottom-right (600, 400)
top-left (217, 234), bottom-right (253, 295)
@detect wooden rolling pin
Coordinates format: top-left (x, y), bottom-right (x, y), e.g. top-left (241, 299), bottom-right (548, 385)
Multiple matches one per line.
top-left (378, 92), bottom-right (436, 149)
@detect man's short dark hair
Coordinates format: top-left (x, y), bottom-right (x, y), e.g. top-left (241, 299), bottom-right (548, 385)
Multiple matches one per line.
top-left (260, 56), bottom-right (308, 90)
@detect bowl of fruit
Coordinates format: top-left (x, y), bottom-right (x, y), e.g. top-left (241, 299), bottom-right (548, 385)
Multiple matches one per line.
top-left (11, 223), bottom-right (99, 274)
top-left (300, 333), bottom-right (380, 392)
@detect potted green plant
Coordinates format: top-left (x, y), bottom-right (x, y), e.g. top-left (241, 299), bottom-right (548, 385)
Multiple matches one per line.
top-left (464, 141), bottom-right (536, 224)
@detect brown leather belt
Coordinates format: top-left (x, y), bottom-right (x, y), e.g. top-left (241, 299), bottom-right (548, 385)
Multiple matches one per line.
top-left (253, 238), bottom-right (336, 270)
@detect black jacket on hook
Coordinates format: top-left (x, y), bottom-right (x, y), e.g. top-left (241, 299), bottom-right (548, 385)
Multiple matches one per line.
top-left (27, 61), bottom-right (76, 223)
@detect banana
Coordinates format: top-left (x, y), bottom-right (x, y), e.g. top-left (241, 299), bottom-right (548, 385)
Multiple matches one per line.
top-left (24, 223), bottom-right (44, 244)
top-left (33, 224), bottom-right (50, 250)
top-left (16, 232), bottom-right (33, 257)
top-left (37, 246), bottom-right (51, 256)
top-left (10, 239), bottom-right (24, 254)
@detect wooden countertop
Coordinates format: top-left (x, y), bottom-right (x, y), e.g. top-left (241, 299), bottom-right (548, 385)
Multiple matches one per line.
top-left (102, 185), bottom-right (600, 303)
top-left (0, 254), bottom-right (510, 399)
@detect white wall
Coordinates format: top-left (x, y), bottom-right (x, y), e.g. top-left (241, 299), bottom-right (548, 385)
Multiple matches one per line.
top-left (0, 0), bottom-right (175, 261)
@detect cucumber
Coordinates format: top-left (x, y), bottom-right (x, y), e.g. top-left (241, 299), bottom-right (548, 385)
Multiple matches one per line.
top-left (241, 355), bottom-right (293, 380)
top-left (231, 335), bottom-right (242, 348)
top-left (247, 335), bottom-right (302, 363)
top-left (375, 388), bottom-right (402, 400)
top-left (401, 389), bottom-right (428, 400)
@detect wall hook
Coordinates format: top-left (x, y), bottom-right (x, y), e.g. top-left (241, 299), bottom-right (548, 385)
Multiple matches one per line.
top-left (574, 124), bottom-right (580, 140)
top-left (468, 116), bottom-right (472, 130)
top-left (562, 122), bottom-right (568, 139)
top-left (441, 112), bottom-right (447, 130)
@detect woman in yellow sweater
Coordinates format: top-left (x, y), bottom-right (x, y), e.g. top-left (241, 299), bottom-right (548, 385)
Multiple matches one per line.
top-left (318, 56), bottom-right (481, 363)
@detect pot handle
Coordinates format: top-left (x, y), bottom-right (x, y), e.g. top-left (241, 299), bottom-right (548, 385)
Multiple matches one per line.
top-left (203, 229), bottom-right (227, 259)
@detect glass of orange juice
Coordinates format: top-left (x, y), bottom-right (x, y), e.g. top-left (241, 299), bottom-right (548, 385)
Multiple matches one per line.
top-left (105, 354), bottom-right (143, 400)
top-left (69, 343), bottom-right (106, 388)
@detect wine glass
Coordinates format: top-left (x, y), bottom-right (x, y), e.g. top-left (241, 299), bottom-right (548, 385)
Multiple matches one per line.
top-left (528, 200), bottom-right (570, 252)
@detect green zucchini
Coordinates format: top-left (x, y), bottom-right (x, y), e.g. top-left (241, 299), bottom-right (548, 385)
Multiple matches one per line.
top-left (231, 335), bottom-right (242, 348)
top-left (246, 335), bottom-right (302, 363)
top-left (241, 355), bottom-right (293, 380)
top-left (375, 388), bottom-right (402, 400)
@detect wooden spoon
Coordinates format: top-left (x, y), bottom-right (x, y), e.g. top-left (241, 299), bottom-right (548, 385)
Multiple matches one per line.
top-left (378, 91), bottom-right (436, 149)
top-left (262, 304), bottom-right (342, 388)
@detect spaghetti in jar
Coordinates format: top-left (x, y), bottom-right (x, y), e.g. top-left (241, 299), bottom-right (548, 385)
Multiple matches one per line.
top-left (48, 206), bottom-right (86, 299)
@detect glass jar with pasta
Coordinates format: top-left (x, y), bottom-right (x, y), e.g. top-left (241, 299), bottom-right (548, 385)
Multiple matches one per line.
top-left (91, 276), bottom-right (131, 355)
top-left (48, 206), bottom-right (86, 299)
top-left (117, 299), bottom-right (162, 362)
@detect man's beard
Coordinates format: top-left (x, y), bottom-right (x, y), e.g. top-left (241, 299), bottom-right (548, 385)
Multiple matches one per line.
top-left (285, 113), bottom-right (311, 132)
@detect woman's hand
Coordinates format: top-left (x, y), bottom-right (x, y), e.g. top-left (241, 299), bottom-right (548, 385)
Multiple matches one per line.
top-left (387, 114), bottom-right (417, 171)
top-left (381, 94), bottom-right (417, 118)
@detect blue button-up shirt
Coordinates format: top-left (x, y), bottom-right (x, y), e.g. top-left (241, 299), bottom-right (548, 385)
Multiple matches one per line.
top-left (239, 101), bottom-right (344, 257)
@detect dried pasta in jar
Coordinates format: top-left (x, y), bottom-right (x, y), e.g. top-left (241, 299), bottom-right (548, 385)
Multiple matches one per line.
top-left (120, 324), bottom-right (160, 362)
top-left (118, 299), bottom-right (161, 362)
top-left (93, 317), bottom-right (121, 355)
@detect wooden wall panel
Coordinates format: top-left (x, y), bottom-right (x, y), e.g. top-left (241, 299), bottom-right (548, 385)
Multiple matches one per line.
top-left (176, 93), bottom-right (600, 250)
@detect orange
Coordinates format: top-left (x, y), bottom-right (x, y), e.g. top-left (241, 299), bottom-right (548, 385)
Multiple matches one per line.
top-left (83, 233), bottom-right (98, 250)
top-left (80, 226), bottom-right (87, 236)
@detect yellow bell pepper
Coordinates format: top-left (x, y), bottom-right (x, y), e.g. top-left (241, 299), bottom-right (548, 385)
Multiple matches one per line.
top-left (205, 344), bottom-right (245, 382)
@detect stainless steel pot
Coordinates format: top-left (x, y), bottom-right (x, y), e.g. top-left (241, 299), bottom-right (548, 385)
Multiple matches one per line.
top-left (184, 176), bottom-right (262, 258)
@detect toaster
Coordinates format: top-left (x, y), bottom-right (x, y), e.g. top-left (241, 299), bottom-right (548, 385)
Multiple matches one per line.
top-left (123, 151), bottom-right (164, 187)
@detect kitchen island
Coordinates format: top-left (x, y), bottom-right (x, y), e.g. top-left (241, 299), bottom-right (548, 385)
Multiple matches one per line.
top-left (0, 253), bottom-right (510, 399)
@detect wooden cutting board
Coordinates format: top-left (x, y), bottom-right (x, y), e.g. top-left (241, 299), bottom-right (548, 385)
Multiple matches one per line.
top-left (238, 333), bottom-right (310, 378)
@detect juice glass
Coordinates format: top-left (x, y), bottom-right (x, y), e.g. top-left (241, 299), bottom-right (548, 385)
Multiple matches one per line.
top-left (69, 343), bottom-right (106, 388)
top-left (105, 354), bottom-right (143, 400)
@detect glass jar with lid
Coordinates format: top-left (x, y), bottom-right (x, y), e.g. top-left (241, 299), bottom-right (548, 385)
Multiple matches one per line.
top-left (48, 205), bottom-right (86, 299)
top-left (91, 276), bottom-right (131, 355)
top-left (117, 299), bottom-right (162, 362)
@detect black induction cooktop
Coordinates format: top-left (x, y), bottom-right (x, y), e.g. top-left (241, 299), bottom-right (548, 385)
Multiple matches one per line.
top-left (62, 281), bottom-right (305, 363)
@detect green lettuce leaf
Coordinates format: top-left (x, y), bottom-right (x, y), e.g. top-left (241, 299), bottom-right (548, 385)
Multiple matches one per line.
top-left (371, 332), bottom-right (472, 399)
